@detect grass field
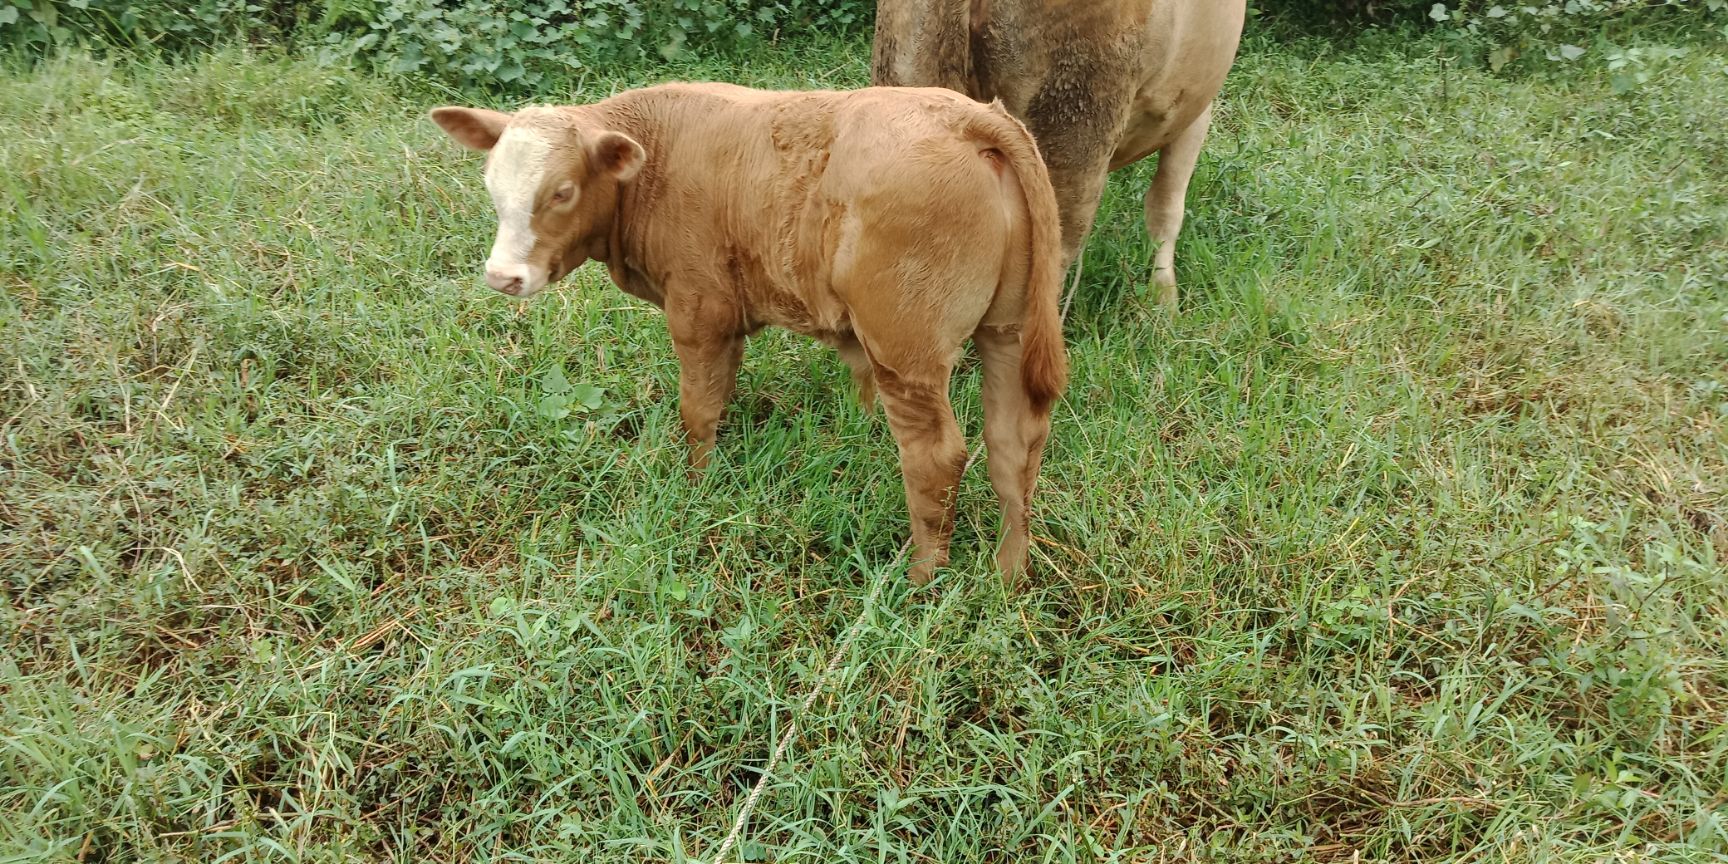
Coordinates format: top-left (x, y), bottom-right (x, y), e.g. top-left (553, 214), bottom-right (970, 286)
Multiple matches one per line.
top-left (3, 24), bottom-right (1727, 863)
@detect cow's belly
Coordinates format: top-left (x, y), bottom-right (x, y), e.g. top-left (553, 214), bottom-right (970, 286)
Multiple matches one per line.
top-left (1107, 87), bottom-right (1207, 171)
top-left (1104, 2), bottom-right (1246, 171)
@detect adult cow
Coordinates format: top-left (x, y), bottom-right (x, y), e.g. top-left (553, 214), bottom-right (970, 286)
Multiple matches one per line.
top-left (429, 84), bottom-right (1066, 583)
top-left (874, 0), bottom-right (1246, 308)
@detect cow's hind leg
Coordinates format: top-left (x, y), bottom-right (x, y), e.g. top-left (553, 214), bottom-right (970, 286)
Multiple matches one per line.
top-left (1144, 102), bottom-right (1214, 310)
top-left (974, 324), bottom-right (1053, 587)
top-left (1046, 155), bottom-right (1112, 276)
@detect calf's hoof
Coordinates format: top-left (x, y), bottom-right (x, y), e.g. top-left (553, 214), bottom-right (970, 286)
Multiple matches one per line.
top-left (1151, 269), bottom-right (1178, 310)
top-left (907, 553), bottom-right (947, 586)
top-left (684, 451), bottom-right (712, 482)
top-left (994, 545), bottom-right (1029, 591)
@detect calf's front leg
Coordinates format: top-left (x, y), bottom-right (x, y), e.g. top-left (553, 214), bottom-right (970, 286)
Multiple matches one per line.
top-left (671, 330), bottom-right (744, 472)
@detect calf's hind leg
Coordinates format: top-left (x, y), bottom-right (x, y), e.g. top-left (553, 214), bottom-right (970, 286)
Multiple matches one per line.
top-left (1144, 102), bottom-right (1214, 310)
top-left (867, 352), bottom-right (965, 584)
top-left (974, 324), bottom-right (1053, 586)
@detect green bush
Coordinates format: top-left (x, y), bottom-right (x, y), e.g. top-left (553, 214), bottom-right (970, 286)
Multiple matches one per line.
top-left (1427, 0), bottom-right (1724, 73)
top-left (0, 0), bottom-right (306, 51)
top-left (2, 0), bottom-right (872, 85)
top-left (312, 0), bottom-right (870, 88)
top-left (1262, 0), bottom-right (1720, 22)
top-left (1256, 0), bottom-right (1722, 77)
top-left (4, 0), bottom-right (1715, 88)
top-left (1255, 0), bottom-right (1429, 17)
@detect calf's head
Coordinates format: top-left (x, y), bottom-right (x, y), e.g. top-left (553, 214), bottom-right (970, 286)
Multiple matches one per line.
top-left (431, 106), bottom-right (646, 298)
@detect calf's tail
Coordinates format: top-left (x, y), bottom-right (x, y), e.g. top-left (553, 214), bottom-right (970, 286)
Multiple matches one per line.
top-left (984, 100), bottom-right (1068, 413)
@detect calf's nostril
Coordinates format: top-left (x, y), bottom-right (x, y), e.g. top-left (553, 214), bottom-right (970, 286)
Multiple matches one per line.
top-left (484, 268), bottom-right (525, 294)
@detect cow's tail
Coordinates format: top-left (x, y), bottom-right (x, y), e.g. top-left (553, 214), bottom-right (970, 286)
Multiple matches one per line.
top-left (984, 100), bottom-right (1068, 413)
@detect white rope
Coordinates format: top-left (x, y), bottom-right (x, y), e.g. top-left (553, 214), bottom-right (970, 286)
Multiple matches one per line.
top-left (1059, 253), bottom-right (1085, 323)
top-left (701, 262), bottom-right (1082, 864)
top-left (699, 535), bottom-right (909, 864)
top-left (700, 440), bottom-right (983, 864)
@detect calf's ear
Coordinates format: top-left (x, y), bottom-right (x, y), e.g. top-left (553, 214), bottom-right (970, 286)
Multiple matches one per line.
top-left (591, 131), bottom-right (646, 182)
top-left (430, 106), bottom-right (512, 151)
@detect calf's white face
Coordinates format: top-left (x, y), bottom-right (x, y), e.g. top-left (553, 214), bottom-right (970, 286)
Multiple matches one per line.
top-left (429, 105), bottom-right (646, 300)
top-left (483, 126), bottom-right (557, 297)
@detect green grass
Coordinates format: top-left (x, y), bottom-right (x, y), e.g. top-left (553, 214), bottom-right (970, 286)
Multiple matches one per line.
top-left (3, 26), bottom-right (1727, 863)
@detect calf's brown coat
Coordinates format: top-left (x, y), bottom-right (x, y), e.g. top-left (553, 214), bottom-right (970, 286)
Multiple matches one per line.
top-left (431, 83), bottom-right (1067, 582)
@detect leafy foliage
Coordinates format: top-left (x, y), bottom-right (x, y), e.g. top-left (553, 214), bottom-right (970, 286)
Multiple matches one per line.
top-left (1427, 0), bottom-right (1724, 74)
top-left (1251, 0), bottom-right (1723, 81)
top-left (0, 0), bottom-right (314, 51)
top-left (1264, 0), bottom-right (1721, 20)
top-left (1, 0), bottom-right (872, 85)
top-left (8, 0), bottom-right (1717, 90)
top-left (312, 0), bottom-right (867, 87)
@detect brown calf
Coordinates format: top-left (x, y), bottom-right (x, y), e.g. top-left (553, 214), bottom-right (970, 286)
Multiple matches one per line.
top-left (430, 83), bottom-right (1067, 583)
